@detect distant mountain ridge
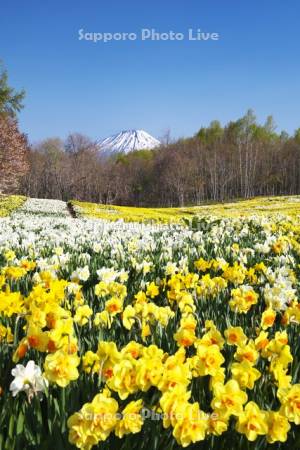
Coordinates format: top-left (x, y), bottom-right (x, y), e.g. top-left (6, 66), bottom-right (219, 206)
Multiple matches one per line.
top-left (99, 130), bottom-right (161, 156)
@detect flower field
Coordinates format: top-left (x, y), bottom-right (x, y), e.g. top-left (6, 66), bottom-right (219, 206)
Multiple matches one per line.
top-left (1, 197), bottom-right (300, 449)
top-left (71, 195), bottom-right (300, 223)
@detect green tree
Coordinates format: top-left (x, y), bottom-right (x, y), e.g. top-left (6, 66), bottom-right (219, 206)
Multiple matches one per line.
top-left (196, 120), bottom-right (223, 144)
top-left (0, 63), bottom-right (25, 118)
top-left (294, 128), bottom-right (300, 144)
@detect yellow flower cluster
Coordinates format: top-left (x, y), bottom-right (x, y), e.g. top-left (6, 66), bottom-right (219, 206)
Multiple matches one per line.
top-left (72, 195), bottom-right (300, 223)
top-left (69, 320), bottom-right (299, 448)
top-left (68, 390), bottom-right (144, 449)
top-left (0, 195), bottom-right (26, 217)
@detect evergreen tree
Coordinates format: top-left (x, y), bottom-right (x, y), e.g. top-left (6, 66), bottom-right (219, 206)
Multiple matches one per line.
top-left (0, 63), bottom-right (25, 118)
top-left (0, 64), bottom-right (28, 193)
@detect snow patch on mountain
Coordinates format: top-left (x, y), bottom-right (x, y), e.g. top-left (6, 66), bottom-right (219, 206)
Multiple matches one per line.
top-left (99, 130), bottom-right (161, 156)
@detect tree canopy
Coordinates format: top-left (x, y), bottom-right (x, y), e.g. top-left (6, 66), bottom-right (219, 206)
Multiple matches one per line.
top-left (0, 63), bottom-right (25, 118)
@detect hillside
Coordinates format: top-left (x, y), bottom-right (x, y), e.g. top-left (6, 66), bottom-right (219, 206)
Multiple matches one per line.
top-left (70, 196), bottom-right (300, 223)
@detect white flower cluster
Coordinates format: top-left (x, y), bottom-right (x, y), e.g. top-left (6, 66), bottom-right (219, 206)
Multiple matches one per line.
top-left (264, 267), bottom-right (296, 311)
top-left (13, 198), bottom-right (71, 217)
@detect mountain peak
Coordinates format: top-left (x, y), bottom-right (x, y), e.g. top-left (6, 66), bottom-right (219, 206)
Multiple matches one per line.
top-left (99, 129), bottom-right (161, 156)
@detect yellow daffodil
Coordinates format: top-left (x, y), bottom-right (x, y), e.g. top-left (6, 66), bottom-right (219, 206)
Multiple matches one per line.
top-left (236, 401), bottom-right (268, 441)
top-left (44, 350), bottom-right (80, 387)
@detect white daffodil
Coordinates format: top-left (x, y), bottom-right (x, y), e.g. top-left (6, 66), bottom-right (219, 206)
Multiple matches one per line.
top-left (71, 265), bottom-right (90, 282)
top-left (10, 360), bottom-right (48, 401)
top-left (97, 267), bottom-right (117, 283)
top-left (93, 242), bottom-right (102, 253)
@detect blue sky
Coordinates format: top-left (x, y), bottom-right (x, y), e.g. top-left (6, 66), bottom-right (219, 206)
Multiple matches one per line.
top-left (1, 0), bottom-right (299, 142)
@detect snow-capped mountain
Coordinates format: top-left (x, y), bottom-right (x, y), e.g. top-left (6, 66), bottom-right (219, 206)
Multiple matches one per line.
top-left (99, 130), bottom-right (161, 156)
